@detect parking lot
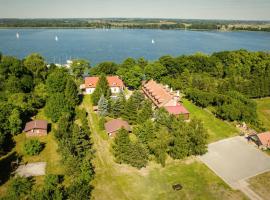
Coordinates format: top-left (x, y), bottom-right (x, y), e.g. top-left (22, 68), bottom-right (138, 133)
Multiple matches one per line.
top-left (200, 136), bottom-right (270, 189)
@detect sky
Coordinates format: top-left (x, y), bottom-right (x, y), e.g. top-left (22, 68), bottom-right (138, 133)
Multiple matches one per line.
top-left (0, 0), bottom-right (269, 20)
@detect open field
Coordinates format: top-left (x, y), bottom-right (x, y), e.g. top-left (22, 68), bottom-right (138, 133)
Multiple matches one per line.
top-left (248, 171), bottom-right (270, 200)
top-left (182, 99), bottom-right (239, 142)
top-left (83, 96), bottom-right (246, 200)
top-left (256, 97), bottom-right (270, 130)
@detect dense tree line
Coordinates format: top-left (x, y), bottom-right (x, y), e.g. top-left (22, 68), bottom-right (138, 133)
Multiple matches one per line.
top-left (1, 19), bottom-right (269, 32)
top-left (0, 52), bottom-right (94, 199)
top-left (90, 50), bottom-right (270, 127)
top-left (0, 53), bottom-right (49, 155)
top-left (113, 109), bottom-right (208, 168)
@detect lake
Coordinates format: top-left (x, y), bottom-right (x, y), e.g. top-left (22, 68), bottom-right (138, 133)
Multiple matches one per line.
top-left (0, 29), bottom-right (270, 65)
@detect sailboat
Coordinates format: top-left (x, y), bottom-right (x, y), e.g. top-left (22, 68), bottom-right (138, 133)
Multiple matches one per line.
top-left (55, 36), bottom-right (59, 41)
top-left (16, 32), bottom-right (19, 39)
top-left (151, 39), bottom-right (155, 44)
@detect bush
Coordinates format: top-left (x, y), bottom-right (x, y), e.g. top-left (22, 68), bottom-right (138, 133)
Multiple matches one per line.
top-left (8, 176), bottom-right (33, 198)
top-left (24, 139), bottom-right (43, 155)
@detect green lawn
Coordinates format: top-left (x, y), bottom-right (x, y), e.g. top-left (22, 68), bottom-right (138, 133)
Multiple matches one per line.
top-left (248, 171), bottom-right (270, 200)
top-left (0, 109), bottom-right (64, 197)
top-left (255, 97), bottom-right (270, 130)
top-left (182, 99), bottom-right (239, 142)
top-left (82, 96), bottom-right (246, 200)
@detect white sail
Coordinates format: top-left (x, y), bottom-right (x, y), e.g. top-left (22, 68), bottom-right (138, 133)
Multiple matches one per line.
top-left (55, 36), bottom-right (58, 41)
top-left (16, 33), bottom-right (19, 39)
top-left (152, 39), bottom-right (155, 44)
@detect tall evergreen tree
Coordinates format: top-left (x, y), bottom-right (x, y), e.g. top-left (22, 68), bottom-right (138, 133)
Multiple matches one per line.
top-left (98, 94), bottom-right (108, 116)
top-left (92, 74), bottom-right (111, 105)
top-left (137, 100), bottom-right (153, 124)
top-left (111, 92), bottom-right (126, 118)
top-left (112, 128), bottom-right (131, 164)
top-left (65, 78), bottom-right (79, 107)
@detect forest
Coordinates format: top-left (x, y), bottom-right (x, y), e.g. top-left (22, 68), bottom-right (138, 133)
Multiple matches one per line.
top-left (0, 53), bottom-right (94, 199)
top-left (90, 49), bottom-right (270, 129)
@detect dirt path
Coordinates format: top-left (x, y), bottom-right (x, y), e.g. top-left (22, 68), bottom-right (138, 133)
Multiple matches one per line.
top-left (236, 180), bottom-right (263, 200)
top-left (82, 99), bottom-right (131, 200)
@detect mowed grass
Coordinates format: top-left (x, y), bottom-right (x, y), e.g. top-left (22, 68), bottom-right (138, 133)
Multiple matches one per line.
top-left (255, 97), bottom-right (270, 130)
top-left (14, 133), bottom-right (64, 175)
top-left (248, 171), bottom-right (270, 200)
top-left (182, 99), bottom-right (239, 142)
top-left (82, 96), bottom-right (246, 200)
top-left (0, 109), bottom-right (64, 197)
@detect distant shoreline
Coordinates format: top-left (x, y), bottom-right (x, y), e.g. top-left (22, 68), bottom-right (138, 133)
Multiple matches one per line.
top-left (0, 27), bottom-right (269, 33)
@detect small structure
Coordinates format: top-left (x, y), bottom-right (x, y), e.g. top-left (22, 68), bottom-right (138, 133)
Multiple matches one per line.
top-left (105, 119), bottom-right (131, 137)
top-left (142, 80), bottom-right (189, 119)
top-left (81, 76), bottom-right (125, 95)
top-left (23, 120), bottom-right (48, 137)
top-left (164, 104), bottom-right (190, 120)
top-left (249, 131), bottom-right (270, 150)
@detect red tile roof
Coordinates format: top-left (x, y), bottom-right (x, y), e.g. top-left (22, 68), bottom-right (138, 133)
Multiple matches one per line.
top-left (85, 76), bottom-right (124, 88)
top-left (142, 80), bottom-right (175, 107)
top-left (24, 120), bottom-right (48, 132)
top-left (257, 131), bottom-right (270, 147)
top-left (105, 119), bottom-right (131, 134)
top-left (165, 104), bottom-right (190, 115)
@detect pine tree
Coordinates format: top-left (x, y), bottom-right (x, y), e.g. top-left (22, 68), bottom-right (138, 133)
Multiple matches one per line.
top-left (98, 94), bottom-right (108, 116)
top-left (112, 128), bottom-right (131, 164)
top-left (65, 78), bottom-right (79, 107)
top-left (133, 120), bottom-right (155, 147)
top-left (137, 100), bottom-right (153, 124)
top-left (92, 74), bottom-right (111, 105)
top-left (123, 97), bottom-right (138, 124)
top-left (111, 92), bottom-right (126, 118)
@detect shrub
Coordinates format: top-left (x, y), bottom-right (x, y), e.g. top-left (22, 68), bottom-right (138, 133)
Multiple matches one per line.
top-left (8, 176), bottom-right (33, 198)
top-left (24, 139), bottom-right (43, 156)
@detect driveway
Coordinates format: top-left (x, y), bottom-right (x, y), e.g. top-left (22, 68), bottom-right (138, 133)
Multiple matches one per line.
top-left (200, 136), bottom-right (270, 200)
top-left (16, 162), bottom-right (46, 177)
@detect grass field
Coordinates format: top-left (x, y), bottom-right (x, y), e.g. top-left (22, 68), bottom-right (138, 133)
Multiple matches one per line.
top-left (83, 96), bottom-right (246, 200)
top-left (248, 171), bottom-right (270, 200)
top-left (182, 99), bottom-right (239, 142)
top-left (256, 97), bottom-right (270, 130)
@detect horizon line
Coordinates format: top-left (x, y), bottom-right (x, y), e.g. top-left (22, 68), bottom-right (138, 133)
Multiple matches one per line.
top-left (0, 17), bottom-right (269, 22)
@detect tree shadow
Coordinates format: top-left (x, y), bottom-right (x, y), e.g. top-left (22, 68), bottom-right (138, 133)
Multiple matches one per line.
top-left (0, 152), bottom-right (21, 186)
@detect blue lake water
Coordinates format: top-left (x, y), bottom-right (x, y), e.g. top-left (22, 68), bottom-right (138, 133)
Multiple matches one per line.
top-left (0, 29), bottom-right (270, 65)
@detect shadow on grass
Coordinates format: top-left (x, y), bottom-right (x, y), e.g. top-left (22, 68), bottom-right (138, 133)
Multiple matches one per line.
top-left (0, 151), bottom-right (21, 186)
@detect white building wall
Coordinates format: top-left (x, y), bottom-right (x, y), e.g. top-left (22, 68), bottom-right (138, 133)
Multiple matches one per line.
top-left (110, 87), bottom-right (121, 94)
top-left (85, 88), bottom-right (95, 94)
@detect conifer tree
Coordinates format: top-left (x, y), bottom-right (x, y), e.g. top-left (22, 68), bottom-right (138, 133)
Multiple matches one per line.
top-left (92, 74), bottom-right (111, 105)
top-left (98, 94), bottom-right (108, 116)
top-left (65, 78), bottom-right (79, 107)
top-left (137, 100), bottom-right (153, 124)
top-left (112, 128), bottom-right (130, 163)
top-left (111, 91), bottom-right (126, 118)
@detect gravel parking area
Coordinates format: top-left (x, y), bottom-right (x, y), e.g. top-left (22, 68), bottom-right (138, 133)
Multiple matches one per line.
top-left (16, 162), bottom-right (46, 177)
